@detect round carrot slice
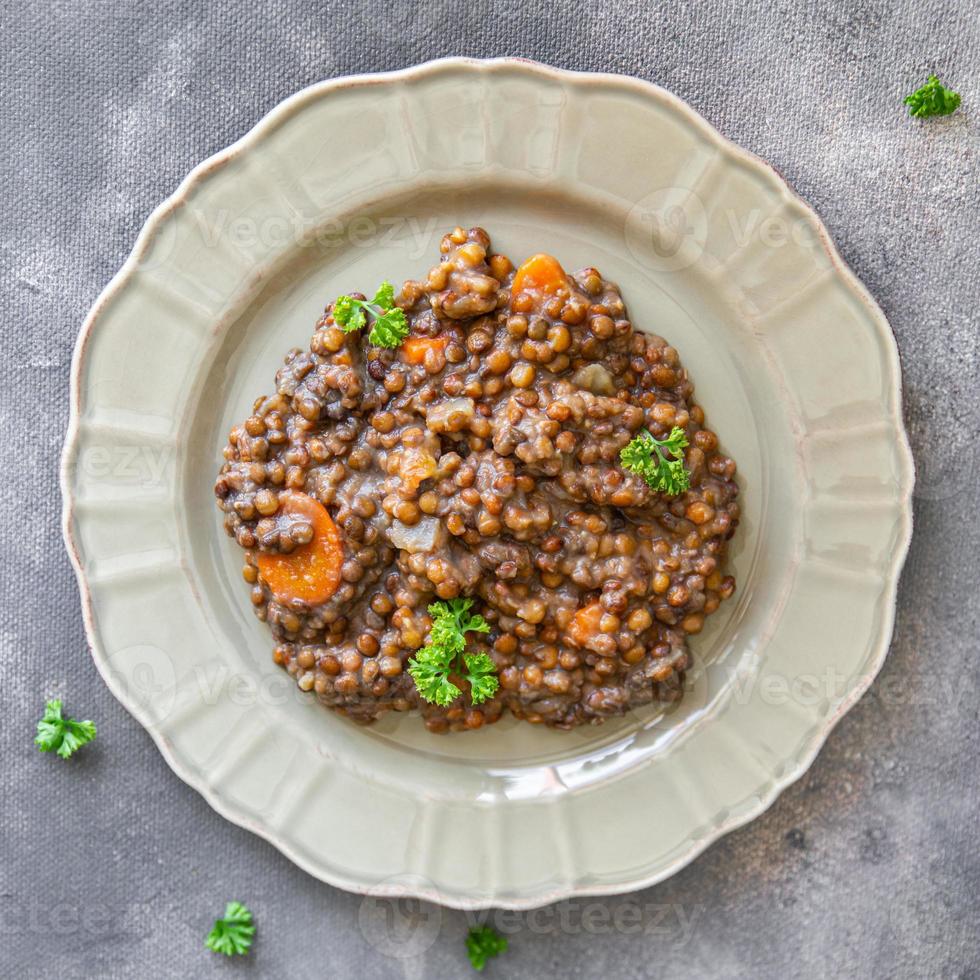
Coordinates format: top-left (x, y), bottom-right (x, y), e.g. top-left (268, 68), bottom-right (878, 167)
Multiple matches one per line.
top-left (511, 253), bottom-right (569, 302)
top-left (401, 335), bottom-right (448, 365)
top-left (256, 491), bottom-right (343, 605)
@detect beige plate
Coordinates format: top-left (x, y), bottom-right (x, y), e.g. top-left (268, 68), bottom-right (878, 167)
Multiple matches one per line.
top-left (61, 58), bottom-right (914, 910)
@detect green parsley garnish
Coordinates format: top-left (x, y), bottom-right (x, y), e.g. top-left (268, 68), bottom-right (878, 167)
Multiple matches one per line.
top-left (332, 280), bottom-right (409, 348)
top-left (34, 699), bottom-right (96, 759)
top-left (904, 75), bottom-right (961, 118)
top-left (620, 426), bottom-right (690, 496)
top-left (466, 925), bottom-right (508, 971)
top-left (205, 901), bottom-right (255, 956)
top-left (408, 599), bottom-right (497, 707)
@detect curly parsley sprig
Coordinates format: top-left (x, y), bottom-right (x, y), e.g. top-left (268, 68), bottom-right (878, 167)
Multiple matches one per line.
top-left (34, 699), bottom-right (97, 759)
top-left (332, 281), bottom-right (409, 348)
top-left (205, 901), bottom-right (255, 956)
top-left (620, 426), bottom-right (691, 496)
top-left (466, 925), bottom-right (508, 971)
top-left (408, 599), bottom-right (497, 707)
top-left (904, 75), bottom-right (961, 118)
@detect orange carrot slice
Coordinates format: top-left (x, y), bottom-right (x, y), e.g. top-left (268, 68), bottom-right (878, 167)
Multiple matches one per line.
top-left (402, 335), bottom-right (448, 365)
top-left (565, 601), bottom-right (604, 648)
top-left (256, 491), bottom-right (343, 605)
top-left (511, 253), bottom-right (569, 302)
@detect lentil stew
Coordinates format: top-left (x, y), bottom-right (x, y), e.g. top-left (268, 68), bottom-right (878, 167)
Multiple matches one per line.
top-left (214, 227), bottom-right (739, 733)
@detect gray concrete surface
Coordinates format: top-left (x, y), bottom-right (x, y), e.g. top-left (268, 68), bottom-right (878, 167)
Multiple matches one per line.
top-left (2, 1), bottom-right (978, 977)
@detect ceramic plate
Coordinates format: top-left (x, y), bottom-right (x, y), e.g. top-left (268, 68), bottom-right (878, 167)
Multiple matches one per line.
top-left (62, 58), bottom-right (914, 909)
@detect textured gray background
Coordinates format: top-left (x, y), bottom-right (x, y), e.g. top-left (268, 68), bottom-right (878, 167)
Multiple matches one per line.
top-left (2, 1), bottom-right (978, 977)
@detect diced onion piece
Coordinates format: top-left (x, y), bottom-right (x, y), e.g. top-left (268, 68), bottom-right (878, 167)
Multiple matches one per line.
top-left (571, 363), bottom-right (615, 395)
top-left (425, 397), bottom-right (476, 434)
top-left (398, 448), bottom-right (438, 492)
top-left (387, 517), bottom-right (444, 553)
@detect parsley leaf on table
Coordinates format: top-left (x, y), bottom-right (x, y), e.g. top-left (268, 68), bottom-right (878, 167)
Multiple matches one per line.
top-left (904, 75), bottom-right (961, 118)
top-left (205, 901), bottom-right (255, 956)
top-left (408, 599), bottom-right (496, 707)
top-left (332, 281), bottom-right (409, 348)
top-left (466, 924), bottom-right (508, 971)
top-left (620, 426), bottom-right (691, 496)
top-left (34, 699), bottom-right (96, 759)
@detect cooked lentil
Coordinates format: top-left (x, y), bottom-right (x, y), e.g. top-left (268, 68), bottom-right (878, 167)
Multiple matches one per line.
top-left (215, 227), bottom-right (739, 733)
